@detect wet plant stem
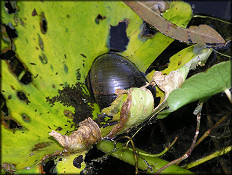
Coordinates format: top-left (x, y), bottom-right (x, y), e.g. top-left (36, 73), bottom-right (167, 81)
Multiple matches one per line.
top-left (183, 145), bottom-right (232, 169)
top-left (127, 137), bottom-right (178, 158)
top-left (123, 136), bottom-right (139, 175)
top-left (206, 104), bottom-right (229, 174)
top-left (97, 140), bottom-right (194, 174)
top-left (195, 113), bottom-right (230, 147)
top-left (154, 103), bottom-right (202, 174)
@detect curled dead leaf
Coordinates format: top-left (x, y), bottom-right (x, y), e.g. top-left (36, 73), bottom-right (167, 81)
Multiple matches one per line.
top-left (106, 92), bottom-right (132, 139)
top-left (151, 70), bottom-right (184, 98)
top-left (49, 117), bottom-right (101, 152)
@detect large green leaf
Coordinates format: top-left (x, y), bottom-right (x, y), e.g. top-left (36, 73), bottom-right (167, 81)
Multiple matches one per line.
top-left (1, 1), bottom-right (192, 173)
top-left (158, 60), bottom-right (231, 119)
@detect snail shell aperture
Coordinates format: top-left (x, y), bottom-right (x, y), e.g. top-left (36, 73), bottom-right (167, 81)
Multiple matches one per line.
top-left (87, 53), bottom-right (153, 110)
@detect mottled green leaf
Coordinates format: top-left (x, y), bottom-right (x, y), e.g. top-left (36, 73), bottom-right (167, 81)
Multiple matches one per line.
top-left (1, 1), bottom-right (192, 173)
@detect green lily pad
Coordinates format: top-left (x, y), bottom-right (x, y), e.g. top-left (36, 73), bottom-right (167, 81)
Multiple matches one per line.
top-left (1, 1), bottom-right (192, 173)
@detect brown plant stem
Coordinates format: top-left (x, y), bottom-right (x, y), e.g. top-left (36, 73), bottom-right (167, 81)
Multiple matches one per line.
top-left (154, 103), bottom-right (202, 174)
top-left (206, 104), bottom-right (229, 174)
top-left (195, 113), bottom-right (229, 147)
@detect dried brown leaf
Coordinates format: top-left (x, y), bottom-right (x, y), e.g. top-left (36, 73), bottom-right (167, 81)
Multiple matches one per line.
top-left (49, 117), bottom-right (102, 152)
top-left (124, 1), bottom-right (225, 44)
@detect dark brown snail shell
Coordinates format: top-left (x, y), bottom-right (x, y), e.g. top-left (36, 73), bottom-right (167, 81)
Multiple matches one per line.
top-left (87, 53), bottom-right (155, 110)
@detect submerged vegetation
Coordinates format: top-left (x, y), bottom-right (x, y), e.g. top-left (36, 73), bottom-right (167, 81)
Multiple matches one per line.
top-left (1, 1), bottom-right (231, 174)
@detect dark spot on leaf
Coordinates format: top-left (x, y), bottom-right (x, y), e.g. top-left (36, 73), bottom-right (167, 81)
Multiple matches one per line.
top-left (39, 54), bottom-right (48, 64)
top-left (2, 115), bottom-right (23, 130)
top-left (59, 158), bottom-right (62, 161)
top-left (108, 19), bottom-right (129, 52)
top-left (10, 85), bottom-right (15, 90)
top-left (0, 50), bottom-right (15, 60)
top-left (38, 34), bottom-right (44, 51)
top-left (8, 120), bottom-right (22, 130)
top-left (1, 94), bottom-right (9, 116)
top-left (4, 0), bottom-right (17, 14)
top-left (2, 24), bottom-right (18, 40)
top-left (64, 109), bottom-right (74, 119)
top-left (95, 14), bottom-right (106, 24)
top-left (80, 54), bottom-right (86, 58)
top-left (16, 91), bottom-right (26, 100)
top-left (140, 21), bottom-right (157, 39)
top-left (30, 63), bottom-right (36, 65)
top-left (40, 12), bottom-right (48, 34)
top-left (76, 68), bottom-right (81, 81)
top-left (73, 155), bottom-right (83, 169)
top-left (21, 113), bottom-right (31, 123)
top-left (64, 54), bottom-right (67, 59)
top-left (43, 160), bottom-right (56, 174)
top-left (67, 14), bottom-right (70, 18)
top-left (48, 126), bottom-right (51, 129)
top-left (32, 142), bottom-right (51, 151)
top-left (20, 71), bottom-right (32, 85)
top-left (32, 9), bottom-right (38, 16)
top-left (52, 84), bottom-right (55, 88)
top-left (55, 127), bottom-right (62, 131)
top-left (64, 64), bottom-right (68, 73)
top-left (17, 91), bottom-right (30, 104)
top-left (7, 95), bottom-right (12, 99)
top-left (46, 83), bottom-right (94, 127)
top-left (178, 61), bottom-right (182, 65)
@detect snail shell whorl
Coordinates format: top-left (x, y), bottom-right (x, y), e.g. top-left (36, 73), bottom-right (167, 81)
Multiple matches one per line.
top-left (89, 53), bottom-right (147, 110)
top-left (49, 117), bottom-right (101, 151)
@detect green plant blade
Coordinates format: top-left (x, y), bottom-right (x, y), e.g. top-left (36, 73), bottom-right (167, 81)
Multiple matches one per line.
top-left (158, 60), bottom-right (231, 119)
top-left (97, 140), bottom-right (194, 174)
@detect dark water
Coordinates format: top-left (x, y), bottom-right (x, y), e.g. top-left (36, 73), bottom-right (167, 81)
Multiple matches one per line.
top-left (186, 1), bottom-right (231, 20)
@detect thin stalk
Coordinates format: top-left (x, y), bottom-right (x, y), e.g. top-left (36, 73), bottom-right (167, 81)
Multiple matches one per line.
top-left (96, 140), bottom-right (194, 174)
top-left (127, 137), bottom-right (178, 158)
top-left (195, 114), bottom-right (229, 147)
top-left (183, 145), bottom-right (232, 169)
top-left (154, 103), bottom-right (202, 174)
top-left (193, 15), bottom-right (232, 24)
top-left (206, 104), bottom-right (230, 174)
